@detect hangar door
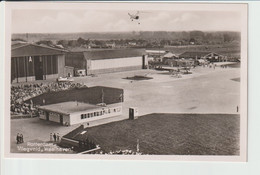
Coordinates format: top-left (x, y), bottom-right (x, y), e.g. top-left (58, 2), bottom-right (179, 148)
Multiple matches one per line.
top-left (34, 56), bottom-right (43, 80)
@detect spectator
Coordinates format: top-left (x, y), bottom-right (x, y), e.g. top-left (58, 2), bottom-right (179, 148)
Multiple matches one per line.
top-left (16, 133), bottom-right (20, 144)
top-left (20, 134), bottom-right (24, 143)
top-left (10, 82), bottom-right (86, 116)
top-left (53, 133), bottom-right (57, 142)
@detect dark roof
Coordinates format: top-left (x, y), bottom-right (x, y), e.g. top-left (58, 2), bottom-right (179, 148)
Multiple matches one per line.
top-left (179, 51), bottom-right (213, 58)
top-left (82, 49), bottom-right (146, 60)
top-left (11, 43), bottom-right (68, 57)
top-left (11, 42), bottom-right (28, 50)
top-left (179, 51), bottom-right (224, 58)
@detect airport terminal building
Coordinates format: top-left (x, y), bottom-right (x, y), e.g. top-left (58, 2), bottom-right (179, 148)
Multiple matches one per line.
top-left (11, 42), bottom-right (148, 83)
top-left (38, 101), bottom-right (122, 126)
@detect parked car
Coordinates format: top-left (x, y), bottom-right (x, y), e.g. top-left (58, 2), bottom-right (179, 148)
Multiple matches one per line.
top-left (56, 77), bottom-right (74, 82)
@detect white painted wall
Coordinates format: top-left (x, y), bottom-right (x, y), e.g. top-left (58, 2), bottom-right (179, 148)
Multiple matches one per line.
top-left (91, 57), bottom-right (142, 70)
top-left (39, 105), bottom-right (122, 126)
top-left (49, 112), bottom-right (60, 123)
top-left (70, 105), bottom-right (122, 125)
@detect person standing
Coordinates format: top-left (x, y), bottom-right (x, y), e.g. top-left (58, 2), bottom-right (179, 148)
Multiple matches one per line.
top-left (16, 133), bottom-right (20, 144)
top-left (20, 134), bottom-right (24, 143)
top-left (53, 133), bottom-right (57, 142)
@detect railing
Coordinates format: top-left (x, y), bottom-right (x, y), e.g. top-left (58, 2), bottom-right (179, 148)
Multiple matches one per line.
top-left (77, 147), bottom-right (101, 154)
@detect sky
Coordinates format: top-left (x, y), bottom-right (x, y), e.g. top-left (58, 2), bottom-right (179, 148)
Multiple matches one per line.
top-left (12, 9), bottom-right (242, 33)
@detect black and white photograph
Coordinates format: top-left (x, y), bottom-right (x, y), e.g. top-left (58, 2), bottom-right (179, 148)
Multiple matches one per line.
top-left (4, 2), bottom-right (247, 161)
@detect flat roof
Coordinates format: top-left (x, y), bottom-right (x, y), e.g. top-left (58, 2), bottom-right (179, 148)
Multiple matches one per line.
top-left (38, 101), bottom-right (102, 115)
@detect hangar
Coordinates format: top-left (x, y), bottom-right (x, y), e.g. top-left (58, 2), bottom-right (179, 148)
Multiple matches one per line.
top-left (66, 49), bottom-right (148, 75)
top-left (11, 43), bottom-right (68, 83)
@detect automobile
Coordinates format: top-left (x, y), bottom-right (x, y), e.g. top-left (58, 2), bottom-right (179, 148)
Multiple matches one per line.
top-left (56, 77), bottom-right (74, 82)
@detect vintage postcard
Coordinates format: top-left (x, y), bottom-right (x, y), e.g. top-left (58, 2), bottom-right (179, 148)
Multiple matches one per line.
top-left (4, 2), bottom-right (248, 161)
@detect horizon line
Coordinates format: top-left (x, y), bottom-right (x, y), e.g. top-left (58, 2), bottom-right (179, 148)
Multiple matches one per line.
top-left (12, 30), bottom-right (241, 35)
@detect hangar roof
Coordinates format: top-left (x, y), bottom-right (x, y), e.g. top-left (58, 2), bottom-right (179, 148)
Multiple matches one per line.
top-left (179, 51), bottom-right (223, 58)
top-left (11, 43), bottom-right (68, 57)
top-left (82, 49), bottom-right (146, 60)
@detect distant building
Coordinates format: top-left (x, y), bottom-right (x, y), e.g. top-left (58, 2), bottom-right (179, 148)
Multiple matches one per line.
top-left (179, 51), bottom-right (225, 62)
top-left (38, 101), bottom-right (122, 126)
top-left (106, 42), bottom-right (116, 48)
top-left (165, 59), bottom-right (194, 67)
top-left (128, 42), bottom-right (137, 46)
top-left (146, 50), bottom-right (166, 56)
top-left (161, 52), bottom-right (178, 63)
top-left (146, 50), bottom-right (167, 62)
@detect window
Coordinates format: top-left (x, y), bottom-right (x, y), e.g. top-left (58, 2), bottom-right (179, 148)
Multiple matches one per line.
top-left (114, 109), bottom-right (116, 112)
top-left (87, 113), bottom-right (90, 118)
top-left (81, 114), bottom-right (88, 119)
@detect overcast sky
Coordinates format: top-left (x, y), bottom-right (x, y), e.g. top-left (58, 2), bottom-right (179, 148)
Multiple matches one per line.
top-left (12, 9), bottom-right (242, 33)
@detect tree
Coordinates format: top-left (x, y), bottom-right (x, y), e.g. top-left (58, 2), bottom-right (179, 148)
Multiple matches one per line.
top-left (77, 37), bottom-right (86, 46)
top-left (36, 40), bottom-right (53, 46)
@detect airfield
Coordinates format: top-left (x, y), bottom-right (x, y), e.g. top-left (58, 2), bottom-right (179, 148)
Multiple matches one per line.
top-left (11, 64), bottom-right (241, 154)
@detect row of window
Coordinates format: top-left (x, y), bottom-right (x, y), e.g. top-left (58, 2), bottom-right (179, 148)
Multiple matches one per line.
top-left (80, 107), bottom-right (121, 120)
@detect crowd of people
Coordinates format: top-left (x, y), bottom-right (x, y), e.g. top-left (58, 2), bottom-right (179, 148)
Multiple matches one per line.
top-left (16, 133), bottom-right (24, 144)
top-left (50, 133), bottom-right (60, 142)
top-left (11, 82), bottom-right (86, 115)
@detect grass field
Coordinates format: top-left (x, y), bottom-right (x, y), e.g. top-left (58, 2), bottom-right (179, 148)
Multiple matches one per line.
top-left (84, 113), bottom-right (240, 155)
top-left (26, 86), bottom-right (123, 106)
